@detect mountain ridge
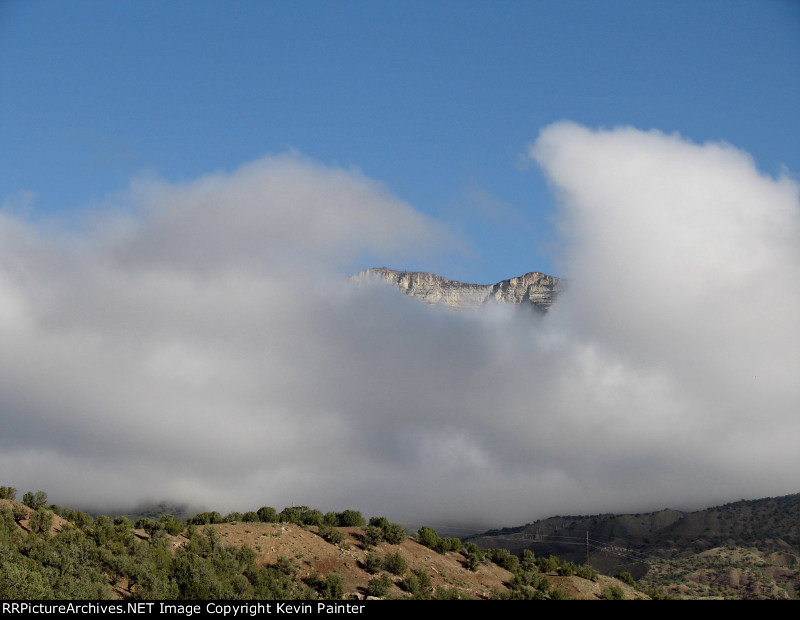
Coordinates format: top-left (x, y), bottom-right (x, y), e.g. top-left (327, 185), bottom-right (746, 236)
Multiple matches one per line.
top-left (467, 491), bottom-right (800, 597)
top-left (353, 267), bottom-right (564, 312)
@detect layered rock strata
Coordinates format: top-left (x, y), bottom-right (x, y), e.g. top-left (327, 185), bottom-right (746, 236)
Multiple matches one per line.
top-left (354, 268), bottom-right (563, 312)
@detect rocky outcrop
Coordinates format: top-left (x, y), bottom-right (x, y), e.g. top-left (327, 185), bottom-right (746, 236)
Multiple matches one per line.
top-left (353, 268), bottom-right (563, 312)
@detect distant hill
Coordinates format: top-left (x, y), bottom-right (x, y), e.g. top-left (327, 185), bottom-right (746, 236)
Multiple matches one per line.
top-left (471, 492), bottom-right (800, 558)
top-left (98, 501), bottom-right (196, 523)
top-left (468, 492), bottom-right (800, 599)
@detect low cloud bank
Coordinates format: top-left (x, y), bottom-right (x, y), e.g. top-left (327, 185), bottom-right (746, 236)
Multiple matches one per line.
top-left (1, 127), bottom-right (798, 526)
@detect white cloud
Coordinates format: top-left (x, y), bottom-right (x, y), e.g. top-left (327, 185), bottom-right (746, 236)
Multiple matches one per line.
top-left (1, 129), bottom-right (798, 527)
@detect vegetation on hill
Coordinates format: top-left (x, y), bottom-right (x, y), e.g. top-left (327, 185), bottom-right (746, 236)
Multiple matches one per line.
top-left (0, 485), bottom-right (648, 601)
top-left (13, 483), bottom-right (795, 599)
top-left (473, 493), bottom-right (800, 560)
top-left (468, 492), bottom-right (800, 599)
top-left (637, 547), bottom-right (800, 600)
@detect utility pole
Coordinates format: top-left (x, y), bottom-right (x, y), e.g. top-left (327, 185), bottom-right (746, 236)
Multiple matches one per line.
top-left (585, 531), bottom-right (590, 567)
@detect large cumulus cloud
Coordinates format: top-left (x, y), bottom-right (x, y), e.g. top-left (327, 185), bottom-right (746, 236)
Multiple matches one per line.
top-left (1, 126), bottom-right (798, 527)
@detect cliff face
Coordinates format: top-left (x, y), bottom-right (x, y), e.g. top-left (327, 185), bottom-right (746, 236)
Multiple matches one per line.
top-left (354, 268), bottom-right (563, 312)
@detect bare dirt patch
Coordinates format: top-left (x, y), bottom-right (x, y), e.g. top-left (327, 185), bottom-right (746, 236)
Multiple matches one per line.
top-left (197, 523), bottom-right (511, 599)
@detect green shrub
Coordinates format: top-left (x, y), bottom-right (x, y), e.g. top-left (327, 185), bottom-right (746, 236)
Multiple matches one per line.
top-left (366, 574), bottom-right (393, 598)
top-left (558, 561), bottom-right (576, 577)
top-left (336, 510), bottom-right (365, 527)
top-left (536, 554), bottom-right (559, 573)
top-left (640, 587), bottom-right (672, 600)
top-left (434, 587), bottom-right (472, 600)
top-left (319, 525), bottom-right (345, 546)
top-left (159, 514), bottom-right (184, 536)
top-left (0, 506), bottom-right (15, 535)
top-left (574, 564), bottom-right (598, 581)
top-left (382, 522), bottom-right (408, 545)
top-left (28, 509), bottom-right (53, 534)
top-left (616, 571), bottom-right (635, 586)
top-left (400, 573), bottom-right (419, 595)
top-left (363, 526), bottom-right (384, 547)
top-left (441, 537), bottom-right (462, 552)
top-left (508, 585), bottom-right (547, 600)
top-left (0, 486), bottom-right (17, 500)
top-left (279, 506), bottom-right (323, 526)
top-left (113, 516), bottom-right (132, 529)
top-left (416, 526), bottom-right (441, 550)
top-left (413, 568), bottom-right (432, 592)
top-left (187, 511), bottom-right (223, 525)
top-left (382, 551), bottom-right (407, 576)
top-left (599, 585), bottom-right (625, 600)
top-left (22, 491), bottom-right (48, 510)
top-left (0, 561), bottom-right (54, 599)
top-left (550, 588), bottom-right (572, 600)
top-left (61, 507), bottom-right (93, 527)
top-left (364, 552), bottom-right (382, 574)
top-left (415, 527), bottom-right (465, 554)
top-left (519, 549), bottom-right (537, 571)
top-left (275, 556), bottom-right (295, 576)
top-left (256, 506), bottom-right (278, 523)
top-left (321, 572), bottom-right (345, 599)
top-left (369, 516), bottom-right (390, 529)
top-left (11, 504), bottom-right (27, 523)
top-left (462, 542), bottom-right (484, 571)
top-left (304, 570), bottom-right (345, 599)
top-left (513, 569), bottom-right (549, 591)
top-left (487, 548), bottom-right (519, 572)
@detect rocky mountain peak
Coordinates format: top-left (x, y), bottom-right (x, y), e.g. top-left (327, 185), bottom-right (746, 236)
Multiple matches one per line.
top-left (353, 267), bottom-right (564, 311)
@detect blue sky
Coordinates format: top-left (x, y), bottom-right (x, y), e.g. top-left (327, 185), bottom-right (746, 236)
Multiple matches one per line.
top-left (2, 0), bottom-right (798, 283)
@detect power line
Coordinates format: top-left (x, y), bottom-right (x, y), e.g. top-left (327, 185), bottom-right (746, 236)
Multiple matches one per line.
top-left (467, 532), bottom-right (666, 565)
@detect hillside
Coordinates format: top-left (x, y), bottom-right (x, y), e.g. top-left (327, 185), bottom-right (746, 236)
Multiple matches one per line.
top-left (0, 494), bottom-right (645, 601)
top-left (9, 485), bottom-right (799, 599)
top-left (468, 492), bottom-right (800, 599)
top-left (638, 546), bottom-right (800, 600)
